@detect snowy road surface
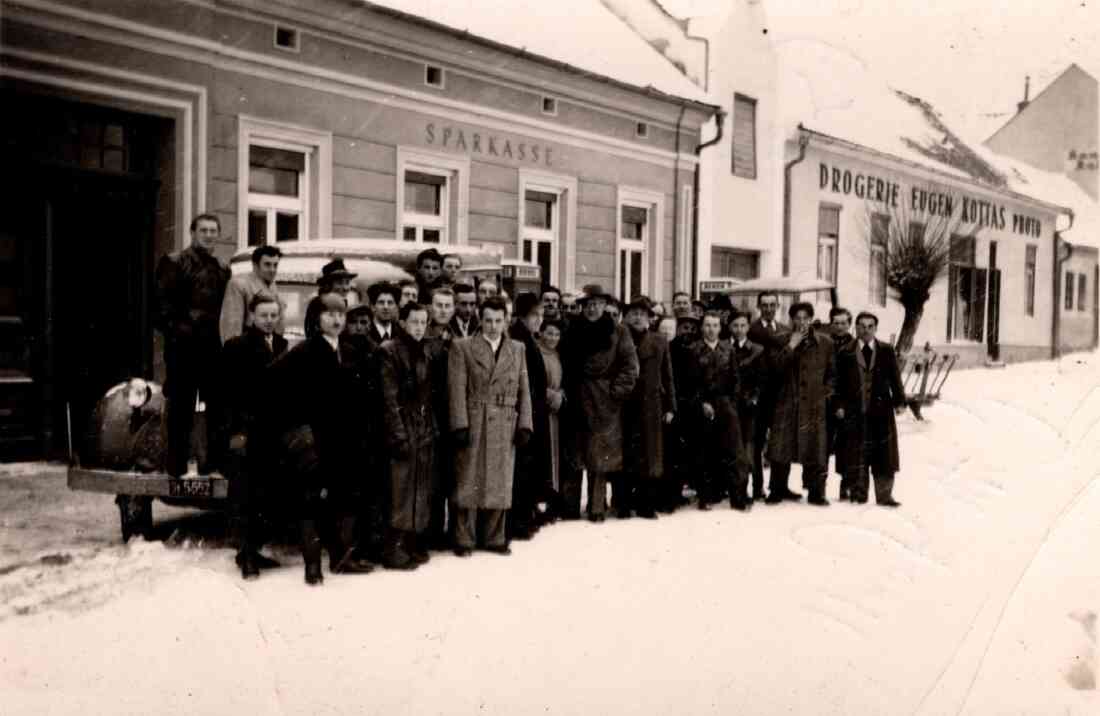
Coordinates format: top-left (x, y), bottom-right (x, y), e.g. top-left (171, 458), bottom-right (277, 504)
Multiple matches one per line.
top-left (1, 353), bottom-right (1098, 715)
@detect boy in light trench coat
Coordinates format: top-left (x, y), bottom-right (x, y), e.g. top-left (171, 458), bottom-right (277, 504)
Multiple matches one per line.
top-left (448, 296), bottom-right (534, 555)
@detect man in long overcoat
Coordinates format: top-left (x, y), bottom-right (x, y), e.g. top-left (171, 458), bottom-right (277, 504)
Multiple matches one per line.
top-left (766, 302), bottom-right (835, 506)
top-left (827, 307), bottom-right (855, 499)
top-left (155, 214), bottom-right (230, 477)
top-left (686, 312), bottom-right (748, 510)
top-left (380, 302), bottom-right (441, 569)
top-left (621, 297), bottom-right (675, 518)
top-left (263, 292), bottom-right (372, 585)
top-left (448, 297), bottom-right (533, 554)
top-left (836, 312), bottom-right (906, 507)
top-left (221, 292), bottom-right (288, 579)
top-left (562, 285), bottom-right (639, 522)
top-left (730, 310), bottom-right (766, 503)
top-left (747, 290), bottom-right (790, 499)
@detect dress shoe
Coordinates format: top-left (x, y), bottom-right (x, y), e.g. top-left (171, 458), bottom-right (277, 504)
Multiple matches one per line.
top-left (238, 552), bottom-right (260, 580)
top-left (236, 550), bottom-right (279, 571)
top-left (383, 546), bottom-right (419, 571)
top-left (808, 495), bottom-right (830, 507)
top-left (485, 545), bottom-right (512, 556)
top-left (878, 498), bottom-right (902, 508)
top-left (304, 562), bottom-right (324, 586)
top-left (729, 499), bottom-right (751, 512)
top-left (765, 494), bottom-right (784, 505)
top-left (587, 513), bottom-right (606, 523)
top-left (697, 500), bottom-right (711, 511)
top-left (636, 509), bottom-right (658, 519)
top-left (615, 509), bottom-right (632, 519)
top-left (783, 490), bottom-right (804, 501)
top-left (453, 546), bottom-right (473, 557)
top-left (753, 493), bottom-right (767, 502)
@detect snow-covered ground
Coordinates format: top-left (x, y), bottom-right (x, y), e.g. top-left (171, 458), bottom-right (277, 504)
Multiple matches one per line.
top-left (1, 352), bottom-right (1098, 715)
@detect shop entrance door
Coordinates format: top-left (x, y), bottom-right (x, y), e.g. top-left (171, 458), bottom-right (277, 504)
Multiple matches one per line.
top-left (986, 242), bottom-right (1001, 361)
top-left (1, 94), bottom-right (163, 459)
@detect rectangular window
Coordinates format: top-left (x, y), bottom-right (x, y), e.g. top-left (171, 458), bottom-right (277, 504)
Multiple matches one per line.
top-left (1025, 245), bottom-right (1037, 316)
top-left (1078, 273), bottom-right (1087, 311)
top-left (522, 189), bottom-right (559, 287)
top-left (869, 213), bottom-right (889, 307)
top-left (401, 169), bottom-right (448, 243)
top-left (618, 204), bottom-right (648, 302)
top-left (731, 93), bottom-right (757, 179)
top-left (816, 204), bottom-right (840, 283)
top-left (711, 247), bottom-right (759, 280)
top-left (947, 234), bottom-right (986, 342)
top-left (247, 144), bottom-right (307, 247)
top-left (1065, 271), bottom-right (1075, 310)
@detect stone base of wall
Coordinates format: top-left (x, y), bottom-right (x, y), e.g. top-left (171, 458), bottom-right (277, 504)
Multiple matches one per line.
top-left (928, 343), bottom-right (1052, 369)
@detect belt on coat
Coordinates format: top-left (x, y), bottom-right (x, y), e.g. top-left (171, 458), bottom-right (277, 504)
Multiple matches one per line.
top-left (468, 396), bottom-right (517, 408)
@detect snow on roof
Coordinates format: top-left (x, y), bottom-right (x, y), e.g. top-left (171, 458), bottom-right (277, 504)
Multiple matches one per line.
top-left (362, 0), bottom-right (711, 104)
top-left (776, 42), bottom-right (1089, 211)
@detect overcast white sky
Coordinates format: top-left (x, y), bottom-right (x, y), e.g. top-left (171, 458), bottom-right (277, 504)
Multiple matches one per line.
top-left (661, 0), bottom-right (1100, 138)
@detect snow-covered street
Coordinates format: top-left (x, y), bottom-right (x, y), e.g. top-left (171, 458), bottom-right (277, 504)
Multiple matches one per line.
top-left (2, 353), bottom-right (1099, 716)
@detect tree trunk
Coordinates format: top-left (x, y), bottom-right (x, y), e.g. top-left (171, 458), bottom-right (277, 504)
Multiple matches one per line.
top-left (894, 301), bottom-right (925, 360)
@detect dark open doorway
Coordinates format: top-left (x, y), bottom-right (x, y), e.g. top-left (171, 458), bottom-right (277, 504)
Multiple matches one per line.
top-left (1, 92), bottom-right (171, 459)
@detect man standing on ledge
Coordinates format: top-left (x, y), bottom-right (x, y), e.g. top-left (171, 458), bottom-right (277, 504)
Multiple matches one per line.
top-left (448, 296), bottom-right (533, 555)
top-left (155, 213), bottom-right (230, 477)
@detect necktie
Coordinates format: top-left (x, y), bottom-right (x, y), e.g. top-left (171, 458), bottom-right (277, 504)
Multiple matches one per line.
top-left (862, 344), bottom-right (873, 366)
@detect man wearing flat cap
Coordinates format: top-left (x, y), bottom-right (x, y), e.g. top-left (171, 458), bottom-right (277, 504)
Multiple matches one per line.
top-left (304, 258), bottom-right (357, 340)
top-left (562, 284), bottom-right (639, 522)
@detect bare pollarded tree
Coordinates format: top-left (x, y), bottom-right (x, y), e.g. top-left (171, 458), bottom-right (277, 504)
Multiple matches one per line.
top-left (861, 185), bottom-right (980, 358)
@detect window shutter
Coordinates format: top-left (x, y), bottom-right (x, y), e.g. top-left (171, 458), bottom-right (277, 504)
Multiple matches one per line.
top-left (971, 268), bottom-right (988, 342)
top-left (731, 94), bottom-right (757, 179)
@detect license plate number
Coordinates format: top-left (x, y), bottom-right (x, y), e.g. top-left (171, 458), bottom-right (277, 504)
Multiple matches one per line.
top-left (168, 479), bottom-right (214, 498)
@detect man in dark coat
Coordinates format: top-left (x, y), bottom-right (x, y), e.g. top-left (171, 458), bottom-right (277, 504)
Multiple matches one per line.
top-left (747, 290), bottom-right (790, 500)
top-left (686, 312), bottom-right (748, 510)
top-left (342, 303), bottom-right (387, 564)
top-left (379, 302), bottom-right (441, 569)
top-left (621, 298), bottom-right (676, 518)
top-left (827, 307), bottom-right (856, 499)
top-left (730, 310), bottom-right (766, 503)
top-left (766, 302), bottom-right (835, 506)
top-left (366, 282), bottom-right (401, 344)
top-left (449, 297), bottom-right (533, 554)
top-left (415, 248), bottom-right (444, 302)
top-left (562, 285), bottom-right (639, 522)
top-left (155, 213), bottom-right (230, 477)
top-left (264, 292), bottom-right (373, 585)
top-left (303, 258), bottom-right (357, 340)
top-left (449, 283), bottom-right (480, 338)
top-left (424, 286), bottom-right (455, 549)
top-left (660, 316), bottom-right (700, 512)
top-left (509, 292), bottom-right (550, 539)
top-left (836, 312), bottom-right (906, 506)
top-left (221, 292), bottom-right (288, 579)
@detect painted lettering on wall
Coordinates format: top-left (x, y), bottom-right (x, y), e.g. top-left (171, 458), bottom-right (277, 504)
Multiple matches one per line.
top-left (819, 161), bottom-right (1042, 237)
top-left (425, 123), bottom-right (552, 166)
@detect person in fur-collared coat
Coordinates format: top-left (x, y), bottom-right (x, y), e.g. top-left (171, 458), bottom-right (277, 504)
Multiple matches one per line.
top-left (562, 285), bottom-right (639, 522)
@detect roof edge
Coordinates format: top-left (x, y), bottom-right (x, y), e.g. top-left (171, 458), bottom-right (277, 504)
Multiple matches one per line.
top-left (797, 126), bottom-right (1073, 216)
top-left (358, 1), bottom-right (718, 114)
top-left (985, 64), bottom-right (1094, 145)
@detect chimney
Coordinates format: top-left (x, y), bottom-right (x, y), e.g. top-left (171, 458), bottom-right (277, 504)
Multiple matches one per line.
top-left (1017, 75), bottom-right (1031, 114)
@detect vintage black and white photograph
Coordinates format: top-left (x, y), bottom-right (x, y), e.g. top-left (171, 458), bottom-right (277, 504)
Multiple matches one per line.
top-left (1, 0), bottom-right (1099, 713)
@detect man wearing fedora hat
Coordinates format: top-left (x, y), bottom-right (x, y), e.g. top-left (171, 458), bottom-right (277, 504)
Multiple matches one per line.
top-left (562, 284), bottom-right (639, 522)
top-left (304, 257), bottom-right (357, 340)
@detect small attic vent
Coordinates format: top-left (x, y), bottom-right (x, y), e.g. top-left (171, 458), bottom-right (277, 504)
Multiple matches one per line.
top-left (542, 96), bottom-right (558, 116)
top-left (425, 64), bottom-right (445, 88)
top-left (635, 122), bottom-right (649, 139)
top-left (274, 25), bottom-right (299, 52)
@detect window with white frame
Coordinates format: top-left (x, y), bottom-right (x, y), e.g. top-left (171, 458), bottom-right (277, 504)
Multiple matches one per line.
top-left (615, 187), bottom-right (664, 304)
top-left (238, 116), bottom-right (332, 249)
top-left (522, 189), bottom-right (558, 286)
top-left (402, 169), bottom-right (448, 243)
top-left (817, 204), bottom-right (840, 283)
top-left (247, 143), bottom-right (308, 247)
top-left (395, 148), bottom-right (469, 246)
top-left (619, 204), bottom-right (648, 302)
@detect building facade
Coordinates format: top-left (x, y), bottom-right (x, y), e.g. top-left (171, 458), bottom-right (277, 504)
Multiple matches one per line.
top-left (0, 0), bottom-right (714, 457)
top-left (787, 130), bottom-right (1069, 368)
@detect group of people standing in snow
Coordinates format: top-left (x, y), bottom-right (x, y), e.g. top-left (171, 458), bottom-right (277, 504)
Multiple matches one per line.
top-left (155, 214), bottom-right (908, 586)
